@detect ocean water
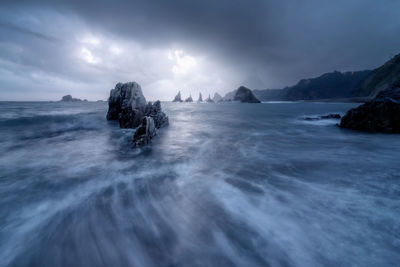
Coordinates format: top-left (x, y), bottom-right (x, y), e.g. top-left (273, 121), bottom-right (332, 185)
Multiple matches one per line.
top-left (0, 101), bottom-right (399, 267)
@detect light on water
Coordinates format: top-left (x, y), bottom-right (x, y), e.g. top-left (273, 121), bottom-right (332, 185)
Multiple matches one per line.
top-left (0, 101), bottom-right (400, 266)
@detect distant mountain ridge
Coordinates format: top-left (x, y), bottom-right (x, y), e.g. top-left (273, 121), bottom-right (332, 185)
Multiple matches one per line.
top-left (253, 53), bottom-right (400, 101)
top-left (253, 70), bottom-right (371, 101)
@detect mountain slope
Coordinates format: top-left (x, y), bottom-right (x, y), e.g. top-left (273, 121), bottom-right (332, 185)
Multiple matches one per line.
top-left (351, 53), bottom-right (400, 97)
top-left (254, 53), bottom-right (400, 101)
top-left (254, 70), bottom-right (371, 101)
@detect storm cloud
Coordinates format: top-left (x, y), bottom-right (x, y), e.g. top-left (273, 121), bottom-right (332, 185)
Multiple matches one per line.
top-left (1, 0), bottom-right (400, 100)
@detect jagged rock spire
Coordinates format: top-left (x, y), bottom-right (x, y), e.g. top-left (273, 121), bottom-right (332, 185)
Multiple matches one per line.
top-left (172, 91), bottom-right (183, 102)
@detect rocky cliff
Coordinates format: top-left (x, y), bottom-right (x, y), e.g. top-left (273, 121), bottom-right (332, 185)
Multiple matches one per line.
top-left (351, 54), bottom-right (400, 97)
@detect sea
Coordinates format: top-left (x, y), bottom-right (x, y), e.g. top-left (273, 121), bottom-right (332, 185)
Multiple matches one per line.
top-left (0, 101), bottom-right (399, 267)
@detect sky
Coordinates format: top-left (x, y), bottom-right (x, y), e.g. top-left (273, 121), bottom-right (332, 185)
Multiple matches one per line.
top-left (0, 0), bottom-right (400, 101)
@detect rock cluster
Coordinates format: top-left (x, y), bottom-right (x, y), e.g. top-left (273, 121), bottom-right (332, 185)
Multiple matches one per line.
top-left (303, 114), bottom-right (341, 121)
top-left (339, 86), bottom-right (400, 133)
top-left (106, 82), bottom-right (168, 145)
top-left (234, 86), bottom-right (261, 103)
top-left (60, 95), bottom-right (82, 102)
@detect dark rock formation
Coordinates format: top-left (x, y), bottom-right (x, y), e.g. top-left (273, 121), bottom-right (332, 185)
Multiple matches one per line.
top-left (205, 94), bottom-right (214, 103)
top-left (106, 82), bottom-right (168, 136)
top-left (303, 114), bottom-right (341, 121)
top-left (234, 86), bottom-right (261, 103)
top-left (144, 100), bottom-right (169, 128)
top-left (172, 91), bottom-right (183, 102)
top-left (198, 92), bottom-right (203, 102)
top-left (185, 95), bottom-right (193, 102)
top-left (60, 95), bottom-right (82, 102)
top-left (340, 86), bottom-right (400, 133)
top-left (213, 93), bottom-right (223, 102)
top-left (106, 82), bottom-right (147, 128)
top-left (133, 116), bottom-right (156, 146)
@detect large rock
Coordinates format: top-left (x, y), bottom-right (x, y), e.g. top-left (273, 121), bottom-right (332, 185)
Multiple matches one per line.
top-left (339, 86), bottom-right (400, 133)
top-left (106, 82), bottom-right (168, 132)
top-left (198, 92), bottom-right (203, 102)
top-left (133, 116), bottom-right (157, 146)
top-left (106, 82), bottom-right (147, 128)
top-left (60, 95), bottom-right (82, 102)
top-left (212, 93), bottom-right (223, 102)
top-left (234, 86), bottom-right (261, 103)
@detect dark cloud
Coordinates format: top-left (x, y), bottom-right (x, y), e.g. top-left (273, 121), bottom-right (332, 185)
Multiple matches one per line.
top-left (1, 0), bottom-right (400, 100)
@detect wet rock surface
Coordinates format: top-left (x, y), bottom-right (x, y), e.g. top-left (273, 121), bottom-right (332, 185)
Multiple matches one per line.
top-left (106, 82), bottom-right (168, 144)
top-left (144, 100), bottom-right (169, 129)
top-left (340, 86), bottom-right (400, 133)
top-left (106, 82), bottom-right (147, 128)
top-left (133, 116), bottom-right (157, 146)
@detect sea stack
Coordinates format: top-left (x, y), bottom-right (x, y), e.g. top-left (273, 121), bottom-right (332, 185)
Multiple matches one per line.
top-left (106, 82), bottom-right (168, 145)
top-left (234, 86), bottom-right (261, 103)
top-left (173, 91), bottom-right (183, 102)
top-left (185, 95), bottom-right (193, 102)
top-left (198, 92), bottom-right (203, 102)
top-left (222, 89), bottom-right (237, 101)
top-left (212, 93), bottom-right (223, 103)
top-left (205, 94), bottom-right (214, 103)
top-left (340, 85), bottom-right (400, 133)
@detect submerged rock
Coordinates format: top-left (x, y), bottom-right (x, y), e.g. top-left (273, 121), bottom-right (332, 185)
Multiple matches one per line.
top-left (60, 95), bottom-right (82, 102)
top-left (106, 82), bottom-right (147, 128)
top-left (339, 86), bottom-right (400, 133)
top-left (106, 82), bottom-right (169, 145)
top-left (173, 91), bottom-right (183, 102)
top-left (133, 116), bottom-right (157, 146)
top-left (234, 86), bottom-right (261, 103)
top-left (304, 114), bottom-right (341, 121)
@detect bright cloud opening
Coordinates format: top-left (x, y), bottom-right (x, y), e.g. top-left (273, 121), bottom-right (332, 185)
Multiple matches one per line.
top-left (80, 47), bottom-right (100, 64)
top-left (168, 50), bottom-right (197, 75)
